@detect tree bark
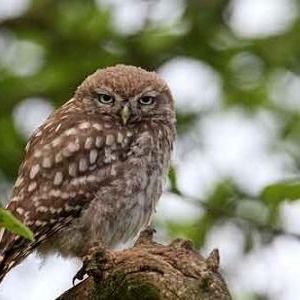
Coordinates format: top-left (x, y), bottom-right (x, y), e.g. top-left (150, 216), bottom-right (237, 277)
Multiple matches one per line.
top-left (57, 228), bottom-right (231, 300)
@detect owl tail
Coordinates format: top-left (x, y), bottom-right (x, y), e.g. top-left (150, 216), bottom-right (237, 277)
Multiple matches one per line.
top-left (0, 250), bottom-right (21, 285)
top-left (0, 232), bottom-right (25, 285)
top-left (0, 254), bottom-right (11, 284)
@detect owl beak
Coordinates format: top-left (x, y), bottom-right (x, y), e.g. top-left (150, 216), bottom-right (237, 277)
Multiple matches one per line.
top-left (121, 105), bottom-right (130, 125)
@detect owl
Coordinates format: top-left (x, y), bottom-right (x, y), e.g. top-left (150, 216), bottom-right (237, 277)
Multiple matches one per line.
top-left (0, 65), bottom-right (176, 283)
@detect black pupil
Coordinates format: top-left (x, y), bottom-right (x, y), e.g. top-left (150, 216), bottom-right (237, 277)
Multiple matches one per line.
top-left (142, 97), bottom-right (152, 104)
top-left (102, 94), bottom-right (111, 102)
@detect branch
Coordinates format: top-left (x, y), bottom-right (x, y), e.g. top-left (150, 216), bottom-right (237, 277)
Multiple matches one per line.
top-left (57, 228), bottom-right (231, 300)
top-left (173, 191), bottom-right (300, 241)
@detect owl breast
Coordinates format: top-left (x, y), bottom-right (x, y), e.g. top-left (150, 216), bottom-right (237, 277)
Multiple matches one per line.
top-left (38, 124), bottom-right (172, 258)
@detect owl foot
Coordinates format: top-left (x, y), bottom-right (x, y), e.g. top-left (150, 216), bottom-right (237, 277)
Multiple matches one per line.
top-left (72, 265), bottom-right (86, 285)
top-left (134, 226), bottom-right (156, 246)
top-left (73, 243), bottom-right (115, 285)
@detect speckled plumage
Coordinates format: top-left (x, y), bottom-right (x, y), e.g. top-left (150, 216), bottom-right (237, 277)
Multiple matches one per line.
top-left (0, 65), bottom-right (176, 283)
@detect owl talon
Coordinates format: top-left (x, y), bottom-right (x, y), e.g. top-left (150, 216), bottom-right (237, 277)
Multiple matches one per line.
top-left (72, 266), bottom-right (87, 285)
top-left (73, 244), bottom-right (115, 285)
top-left (134, 226), bottom-right (156, 246)
top-left (72, 257), bottom-right (100, 285)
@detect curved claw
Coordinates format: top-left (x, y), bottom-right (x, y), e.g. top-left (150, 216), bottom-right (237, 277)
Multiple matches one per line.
top-left (72, 242), bottom-right (113, 285)
top-left (72, 264), bottom-right (87, 285)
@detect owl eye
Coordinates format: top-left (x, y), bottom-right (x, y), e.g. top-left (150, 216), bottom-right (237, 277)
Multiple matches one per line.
top-left (97, 93), bottom-right (114, 104)
top-left (139, 96), bottom-right (155, 105)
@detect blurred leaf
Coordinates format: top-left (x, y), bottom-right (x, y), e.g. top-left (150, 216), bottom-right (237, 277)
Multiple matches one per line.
top-left (168, 165), bottom-right (180, 195)
top-left (244, 226), bottom-right (254, 253)
top-left (0, 117), bottom-right (24, 180)
top-left (261, 181), bottom-right (300, 205)
top-left (166, 221), bottom-right (200, 243)
top-left (176, 113), bottom-right (198, 134)
top-left (205, 180), bottom-right (239, 214)
top-left (261, 181), bottom-right (300, 226)
top-left (0, 207), bottom-right (34, 241)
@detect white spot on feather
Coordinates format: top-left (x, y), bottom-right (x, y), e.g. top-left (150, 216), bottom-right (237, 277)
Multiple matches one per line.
top-left (65, 128), bottom-right (77, 136)
top-left (29, 164), bottom-right (40, 179)
top-left (16, 207), bottom-right (25, 215)
top-left (52, 137), bottom-right (61, 147)
top-left (25, 141), bottom-right (31, 152)
top-left (95, 136), bottom-right (103, 148)
top-left (67, 139), bottom-right (80, 152)
top-left (106, 134), bottom-right (114, 146)
top-left (42, 157), bottom-right (52, 168)
top-left (34, 150), bottom-right (43, 158)
top-left (55, 152), bottom-right (63, 163)
top-left (79, 122), bottom-right (91, 130)
top-left (55, 123), bottom-right (62, 132)
top-left (89, 149), bottom-right (98, 164)
top-left (79, 157), bottom-right (88, 172)
top-left (53, 171), bottom-right (63, 185)
top-left (49, 189), bottom-right (61, 197)
top-left (34, 130), bottom-right (42, 137)
top-left (69, 162), bottom-right (77, 177)
top-left (117, 132), bottom-right (124, 144)
top-left (15, 176), bottom-right (24, 187)
top-left (62, 148), bottom-right (72, 158)
top-left (0, 230), bottom-right (4, 243)
top-left (28, 181), bottom-right (37, 192)
top-left (92, 123), bottom-right (102, 131)
top-left (85, 137), bottom-right (94, 150)
top-left (36, 206), bottom-right (48, 213)
top-left (127, 131), bottom-right (133, 137)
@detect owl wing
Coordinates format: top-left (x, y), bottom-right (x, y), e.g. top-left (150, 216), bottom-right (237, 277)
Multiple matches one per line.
top-left (0, 110), bottom-right (131, 282)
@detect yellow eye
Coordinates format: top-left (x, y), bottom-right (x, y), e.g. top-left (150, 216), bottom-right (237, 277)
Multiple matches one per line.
top-left (97, 93), bottom-right (114, 104)
top-left (139, 96), bottom-right (155, 105)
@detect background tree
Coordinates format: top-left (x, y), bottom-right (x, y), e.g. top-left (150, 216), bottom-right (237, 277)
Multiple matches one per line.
top-left (0, 0), bottom-right (300, 299)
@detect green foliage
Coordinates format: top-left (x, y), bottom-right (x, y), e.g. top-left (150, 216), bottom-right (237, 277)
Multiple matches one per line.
top-left (261, 181), bottom-right (300, 205)
top-left (0, 207), bottom-right (34, 241)
top-left (168, 166), bottom-right (181, 195)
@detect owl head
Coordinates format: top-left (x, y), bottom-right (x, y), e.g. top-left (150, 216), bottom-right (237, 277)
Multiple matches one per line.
top-left (75, 65), bottom-right (175, 127)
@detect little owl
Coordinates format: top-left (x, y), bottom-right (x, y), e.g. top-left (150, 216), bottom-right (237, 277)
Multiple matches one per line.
top-left (0, 65), bottom-right (176, 283)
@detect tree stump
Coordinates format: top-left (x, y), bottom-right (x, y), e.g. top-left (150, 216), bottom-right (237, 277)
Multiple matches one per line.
top-left (57, 228), bottom-right (231, 300)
